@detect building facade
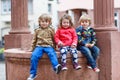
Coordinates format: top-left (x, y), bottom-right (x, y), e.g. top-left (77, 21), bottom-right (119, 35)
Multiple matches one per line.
top-left (0, 0), bottom-right (59, 44)
top-left (58, 0), bottom-right (120, 29)
top-left (1, 0), bottom-right (120, 46)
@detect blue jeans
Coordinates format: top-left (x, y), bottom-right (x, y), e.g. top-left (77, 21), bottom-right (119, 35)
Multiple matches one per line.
top-left (30, 46), bottom-right (59, 75)
top-left (77, 46), bottom-right (100, 69)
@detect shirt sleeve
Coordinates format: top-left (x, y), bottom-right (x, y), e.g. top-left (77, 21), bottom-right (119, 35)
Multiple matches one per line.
top-left (30, 29), bottom-right (38, 51)
top-left (54, 29), bottom-right (61, 45)
top-left (49, 27), bottom-right (56, 48)
top-left (76, 28), bottom-right (86, 46)
top-left (71, 28), bottom-right (78, 46)
top-left (90, 28), bottom-right (97, 44)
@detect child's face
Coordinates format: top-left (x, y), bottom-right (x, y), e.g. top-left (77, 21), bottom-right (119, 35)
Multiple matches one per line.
top-left (40, 20), bottom-right (50, 28)
top-left (80, 20), bottom-right (90, 28)
top-left (62, 19), bottom-right (70, 28)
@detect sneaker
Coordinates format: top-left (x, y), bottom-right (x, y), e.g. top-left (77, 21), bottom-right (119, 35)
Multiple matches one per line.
top-left (73, 63), bottom-right (82, 70)
top-left (55, 64), bottom-right (62, 74)
top-left (61, 63), bottom-right (68, 71)
top-left (93, 67), bottom-right (100, 73)
top-left (62, 66), bottom-right (68, 70)
top-left (87, 66), bottom-right (92, 69)
top-left (27, 74), bottom-right (37, 80)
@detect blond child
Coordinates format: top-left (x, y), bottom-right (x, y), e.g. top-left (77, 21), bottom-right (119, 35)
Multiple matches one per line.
top-left (76, 14), bottom-right (100, 72)
top-left (27, 14), bottom-right (61, 80)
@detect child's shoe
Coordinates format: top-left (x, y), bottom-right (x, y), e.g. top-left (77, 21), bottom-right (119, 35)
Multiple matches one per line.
top-left (87, 65), bottom-right (92, 69)
top-left (93, 67), bottom-right (100, 73)
top-left (27, 74), bottom-right (37, 80)
top-left (55, 64), bottom-right (62, 74)
top-left (73, 63), bottom-right (82, 70)
top-left (61, 63), bottom-right (68, 70)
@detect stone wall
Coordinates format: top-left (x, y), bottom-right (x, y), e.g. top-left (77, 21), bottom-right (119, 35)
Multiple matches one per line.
top-left (4, 49), bottom-right (98, 80)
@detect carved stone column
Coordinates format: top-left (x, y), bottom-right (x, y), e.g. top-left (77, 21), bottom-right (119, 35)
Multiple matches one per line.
top-left (94, 0), bottom-right (117, 31)
top-left (4, 0), bottom-right (32, 50)
top-left (94, 0), bottom-right (120, 80)
top-left (10, 0), bottom-right (30, 34)
top-left (4, 0), bottom-right (32, 80)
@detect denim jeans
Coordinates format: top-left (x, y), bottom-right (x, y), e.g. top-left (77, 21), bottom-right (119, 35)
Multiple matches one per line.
top-left (30, 46), bottom-right (59, 75)
top-left (77, 46), bottom-right (100, 69)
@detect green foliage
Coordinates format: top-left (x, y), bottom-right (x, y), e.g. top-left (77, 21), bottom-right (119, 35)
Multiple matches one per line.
top-left (0, 48), bottom-right (4, 54)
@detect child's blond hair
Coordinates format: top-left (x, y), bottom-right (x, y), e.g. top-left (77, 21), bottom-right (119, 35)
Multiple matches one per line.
top-left (38, 13), bottom-right (52, 26)
top-left (79, 14), bottom-right (91, 25)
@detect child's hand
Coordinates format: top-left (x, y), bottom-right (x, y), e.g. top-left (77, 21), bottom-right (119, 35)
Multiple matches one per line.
top-left (85, 43), bottom-right (94, 48)
top-left (58, 41), bottom-right (64, 47)
top-left (89, 44), bottom-right (94, 48)
top-left (71, 44), bottom-right (76, 48)
top-left (85, 43), bottom-right (91, 47)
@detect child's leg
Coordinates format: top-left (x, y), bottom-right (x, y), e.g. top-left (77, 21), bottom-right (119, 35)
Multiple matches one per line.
top-left (78, 46), bottom-right (96, 69)
top-left (60, 47), bottom-right (68, 70)
top-left (60, 47), bottom-right (68, 64)
top-left (90, 46), bottom-right (100, 61)
top-left (44, 47), bottom-right (59, 67)
top-left (69, 48), bottom-right (78, 63)
top-left (44, 47), bottom-right (61, 73)
top-left (69, 48), bottom-right (81, 69)
top-left (30, 46), bottom-right (44, 75)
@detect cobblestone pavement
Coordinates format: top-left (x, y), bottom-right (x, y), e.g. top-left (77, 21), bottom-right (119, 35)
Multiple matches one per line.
top-left (0, 61), bottom-right (6, 80)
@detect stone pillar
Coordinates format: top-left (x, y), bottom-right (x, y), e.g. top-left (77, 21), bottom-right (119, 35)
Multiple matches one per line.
top-left (4, 0), bottom-right (33, 80)
top-left (94, 0), bottom-right (120, 80)
top-left (4, 0), bottom-right (32, 50)
top-left (72, 9), bottom-right (82, 28)
top-left (10, 0), bottom-right (29, 34)
top-left (94, 0), bottom-right (117, 31)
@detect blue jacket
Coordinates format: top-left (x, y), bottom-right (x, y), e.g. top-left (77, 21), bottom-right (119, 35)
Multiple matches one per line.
top-left (76, 26), bottom-right (97, 46)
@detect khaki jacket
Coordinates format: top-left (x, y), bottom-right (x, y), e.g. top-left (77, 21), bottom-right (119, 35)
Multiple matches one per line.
top-left (31, 26), bottom-right (55, 51)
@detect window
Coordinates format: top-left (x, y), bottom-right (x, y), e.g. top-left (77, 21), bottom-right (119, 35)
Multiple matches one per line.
top-left (68, 10), bottom-right (74, 23)
top-left (114, 12), bottom-right (119, 28)
top-left (28, 0), bottom-right (33, 14)
top-left (1, 0), bottom-right (33, 15)
top-left (1, 0), bottom-right (11, 14)
top-left (114, 13), bottom-right (117, 16)
top-left (48, 3), bottom-right (52, 13)
top-left (57, 0), bottom-right (59, 3)
top-left (115, 20), bottom-right (117, 27)
top-left (48, 0), bottom-right (53, 1)
top-left (82, 11), bottom-right (87, 15)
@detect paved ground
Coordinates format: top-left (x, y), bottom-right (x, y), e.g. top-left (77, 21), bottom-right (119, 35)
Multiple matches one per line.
top-left (0, 61), bottom-right (6, 80)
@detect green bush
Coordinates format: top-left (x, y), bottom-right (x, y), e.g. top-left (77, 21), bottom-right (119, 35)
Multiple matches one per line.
top-left (0, 48), bottom-right (4, 54)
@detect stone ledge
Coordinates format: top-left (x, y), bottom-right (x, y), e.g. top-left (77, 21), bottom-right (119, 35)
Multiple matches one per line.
top-left (4, 48), bottom-right (86, 65)
top-left (4, 48), bottom-right (84, 59)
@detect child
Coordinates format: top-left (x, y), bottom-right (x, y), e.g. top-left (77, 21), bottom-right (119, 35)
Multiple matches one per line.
top-left (54, 14), bottom-right (81, 71)
top-left (76, 14), bottom-right (100, 72)
top-left (27, 13), bottom-right (61, 80)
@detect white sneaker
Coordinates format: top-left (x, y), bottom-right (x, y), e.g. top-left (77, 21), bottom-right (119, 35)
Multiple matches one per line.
top-left (73, 63), bottom-right (82, 70)
top-left (27, 74), bottom-right (37, 80)
top-left (62, 66), bottom-right (68, 70)
top-left (75, 65), bottom-right (82, 70)
top-left (61, 63), bottom-right (68, 70)
top-left (93, 67), bottom-right (100, 73)
top-left (87, 66), bottom-right (92, 69)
